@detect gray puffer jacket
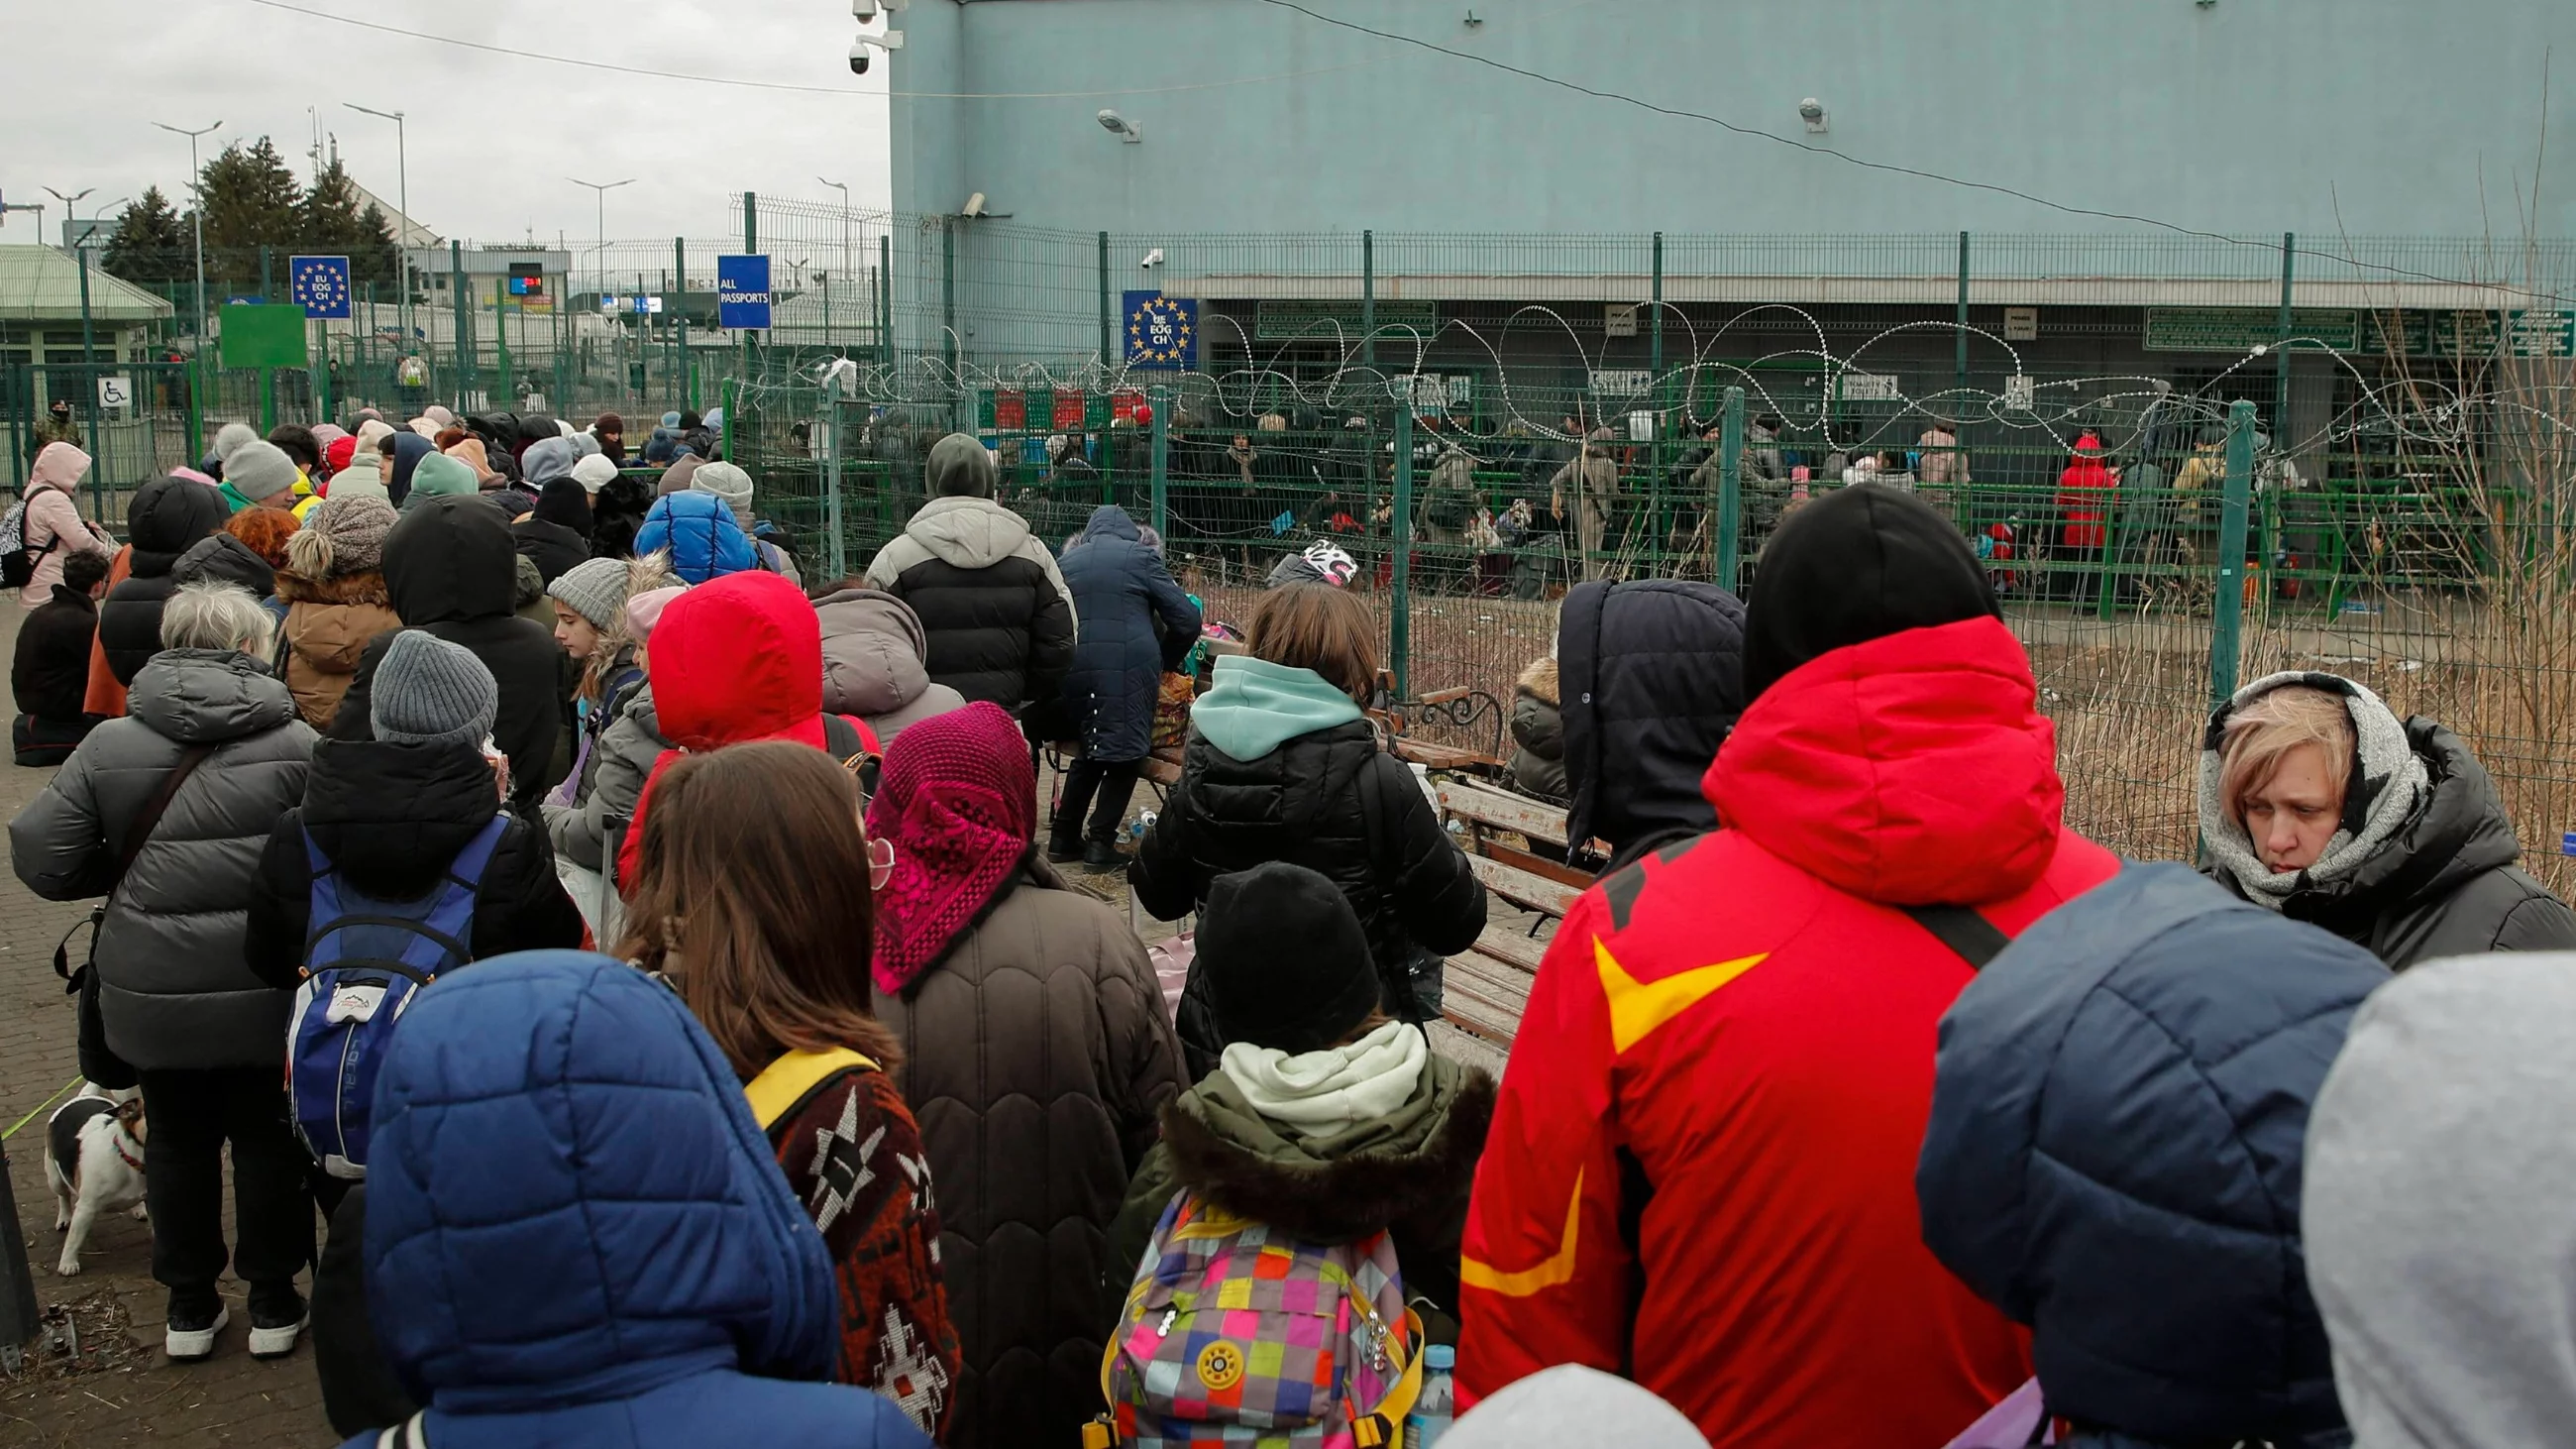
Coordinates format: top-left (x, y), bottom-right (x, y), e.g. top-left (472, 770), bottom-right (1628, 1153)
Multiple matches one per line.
top-left (10, 649), bottom-right (316, 1069)
top-left (814, 586), bottom-right (968, 746)
top-left (544, 684), bottom-right (669, 873)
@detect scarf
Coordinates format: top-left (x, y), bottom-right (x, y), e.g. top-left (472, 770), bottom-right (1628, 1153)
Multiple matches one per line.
top-left (2200, 671), bottom-right (2430, 910)
top-left (866, 702), bottom-right (1037, 992)
top-left (1219, 1022), bottom-right (1428, 1132)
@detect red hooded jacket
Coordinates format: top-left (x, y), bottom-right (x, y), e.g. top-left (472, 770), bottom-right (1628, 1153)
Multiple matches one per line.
top-left (616, 570), bottom-right (833, 886)
top-left (2055, 434), bottom-right (2114, 550)
top-left (1456, 615), bottom-right (2118, 1449)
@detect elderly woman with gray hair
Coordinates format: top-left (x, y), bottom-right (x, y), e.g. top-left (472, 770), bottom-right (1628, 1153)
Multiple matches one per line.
top-left (10, 581), bottom-right (320, 1365)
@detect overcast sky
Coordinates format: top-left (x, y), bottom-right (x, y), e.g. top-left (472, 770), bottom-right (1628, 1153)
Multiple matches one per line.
top-left (3, 0), bottom-right (892, 250)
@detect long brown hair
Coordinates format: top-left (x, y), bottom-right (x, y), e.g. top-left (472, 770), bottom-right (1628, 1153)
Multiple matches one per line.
top-left (616, 742), bottom-right (900, 1078)
top-left (1246, 583), bottom-right (1379, 702)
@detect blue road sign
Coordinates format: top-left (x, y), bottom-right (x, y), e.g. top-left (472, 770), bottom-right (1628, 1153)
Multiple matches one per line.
top-left (717, 254), bottom-right (772, 330)
top-left (1124, 290), bottom-right (1197, 370)
top-left (290, 256), bottom-right (354, 320)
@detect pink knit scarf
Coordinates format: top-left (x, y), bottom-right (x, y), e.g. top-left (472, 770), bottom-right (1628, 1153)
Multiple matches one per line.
top-left (866, 702), bottom-right (1036, 993)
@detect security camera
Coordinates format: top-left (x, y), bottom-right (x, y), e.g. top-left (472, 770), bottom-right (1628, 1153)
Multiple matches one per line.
top-left (962, 192), bottom-right (987, 218)
top-left (1139, 248), bottom-right (1164, 270)
top-left (853, 0), bottom-right (877, 19)
top-left (850, 38), bottom-right (870, 74)
top-left (1798, 97), bottom-right (1828, 133)
top-left (1098, 109), bottom-right (1143, 144)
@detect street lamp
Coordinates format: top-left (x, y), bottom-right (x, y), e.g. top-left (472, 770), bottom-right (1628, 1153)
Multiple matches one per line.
top-left (344, 104), bottom-right (410, 356)
top-left (46, 189), bottom-right (122, 374)
top-left (569, 177), bottom-right (635, 408)
top-left (153, 119), bottom-right (222, 431)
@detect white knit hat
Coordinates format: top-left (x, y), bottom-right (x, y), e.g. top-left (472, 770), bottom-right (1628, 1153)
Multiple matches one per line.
top-left (571, 453), bottom-right (619, 496)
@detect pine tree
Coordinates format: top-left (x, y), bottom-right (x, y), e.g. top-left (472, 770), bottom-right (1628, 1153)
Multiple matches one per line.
top-left (300, 157), bottom-right (369, 247)
top-left (101, 187), bottom-right (190, 284)
top-left (352, 201), bottom-right (404, 287)
top-left (197, 137), bottom-right (305, 289)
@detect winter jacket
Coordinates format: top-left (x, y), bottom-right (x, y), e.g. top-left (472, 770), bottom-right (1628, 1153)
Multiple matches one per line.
top-left (2057, 442), bottom-right (2115, 550)
top-left (1919, 864), bottom-right (2385, 1449)
top-left (10, 649), bottom-right (316, 1070)
top-left (547, 687), bottom-right (667, 874)
top-left (170, 531), bottom-right (277, 600)
top-left (871, 857), bottom-right (1187, 1449)
top-left (13, 584), bottom-right (98, 723)
top-left (243, 737), bottom-right (584, 988)
top-left (1557, 579), bottom-right (1746, 869)
top-left (1131, 656), bottom-right (1487, 1075)
top-left (352, 952), bottom-right (932, 1449)
top-left (2306, 952), bottom-right (2576, 1449)
top-left (1056, 505), bottom-right (1199, 762)
top-left (1104, 1042), bottom-right (1493, 1341)
top-left (511, 515), bottom-right (590, 586)
top-left (590, 476), bottom-right (655, 560)
top-left (634, 493), bottom-right (755, 585)
top-left (97, 476), bottom-right (231, 684)
top-left (1506, 658), bottom-right (1567, 806)
top-left (17, 445), bottom-right (111, 609)
top-left (327, 499), bottom-right (572, 813)
top-left (273, 569), bottom-right (401, 729)
top-left (2201, 677), bottom-right (2576, 967)
top-left (814, 588), bottom-right (968, 745)
top-left (863, 494), bottom-right (1077, 710)
top-left (1456, 615), bottom-right (2122, 1449)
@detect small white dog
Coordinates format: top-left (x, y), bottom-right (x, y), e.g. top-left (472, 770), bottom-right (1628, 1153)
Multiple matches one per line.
top-left (47, 1087), bottom-right (148, 1277)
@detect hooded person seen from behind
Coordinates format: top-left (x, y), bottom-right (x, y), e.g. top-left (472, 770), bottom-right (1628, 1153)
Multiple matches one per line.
top-left (97, 474), bottom-right (233, 684)
top-left (813, 583), bottom-right (967, 744)
top-left (1918, 864), bottom-right (2387, 1449)
top-left (1555, 579), bottom-right (1745, 869)
top-left (862, 433), bottom-right (1076, 711)
top-left (326, 497), bottom-right (570, 812)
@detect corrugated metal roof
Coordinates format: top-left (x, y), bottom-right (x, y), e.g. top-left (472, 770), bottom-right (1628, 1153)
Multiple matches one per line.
top-left (0, 246), bottom-right (177, 322)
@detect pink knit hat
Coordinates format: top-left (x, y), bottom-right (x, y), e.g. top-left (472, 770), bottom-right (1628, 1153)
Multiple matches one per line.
top-left (865, 702), bottom-right (1036, 993)
top-left (623, 585), bottom-right (688, 642)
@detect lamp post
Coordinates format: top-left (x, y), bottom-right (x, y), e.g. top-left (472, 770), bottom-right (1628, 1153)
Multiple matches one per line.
top-left (818, 176), bottom-right (854, 347)
top-left (153, 120), bottom-right (222, 436)
top-left (41, 188), bottom-right (96, 367)
top-left (569, 177), bottom-right (633, 409)
top-left (343, 104), bottom-right (410, 358)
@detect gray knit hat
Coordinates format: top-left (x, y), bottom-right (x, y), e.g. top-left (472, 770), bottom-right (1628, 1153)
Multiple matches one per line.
top-left (212, 422), bottom-right (262, 464)
top-left (547, 555), bottom-right (631, 631)
top-left (287, 494), bottom-right (400, 579)
top-left (372, 630), bottom-right (499, 748)
top-left (225, 440), bottom-right (301, 502)
top-left (690, 461), bottom-right (755, 528)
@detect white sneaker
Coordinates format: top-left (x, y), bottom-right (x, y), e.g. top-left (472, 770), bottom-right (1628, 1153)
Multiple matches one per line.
top-left (164, 1305), bottom-right (229, 1362)
top-left (247, 1310), bottom-right (307, 1361)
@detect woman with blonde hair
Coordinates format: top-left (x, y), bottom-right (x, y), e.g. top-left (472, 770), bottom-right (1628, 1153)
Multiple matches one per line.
top-left (1131, 583), bottom-right (1486, 1077)
top-left (619, 742), bottom-right (959, 1442)
top-left (2200, 671), bottom-right (2576, 967)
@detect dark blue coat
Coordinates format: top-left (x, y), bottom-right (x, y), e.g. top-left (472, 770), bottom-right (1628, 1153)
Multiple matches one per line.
top-left (353, 951), bottom-right (930, 1449)
top-left (1917, 864), bottom-right (2387, 1448)
top-left (1057, 505), bottom-right (1198, 762)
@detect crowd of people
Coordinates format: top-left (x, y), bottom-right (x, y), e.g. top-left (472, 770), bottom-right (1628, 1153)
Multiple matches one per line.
top-left (6, 407), bottom-right (2576, 1449)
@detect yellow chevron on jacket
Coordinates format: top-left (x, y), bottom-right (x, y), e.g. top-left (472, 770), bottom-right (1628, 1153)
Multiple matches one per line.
top-left (1595, 939), bottom-right (1768, 1053)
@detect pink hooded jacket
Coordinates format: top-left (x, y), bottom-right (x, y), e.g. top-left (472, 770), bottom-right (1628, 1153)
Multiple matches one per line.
top-left (18, 444), bottom-right (111, 609)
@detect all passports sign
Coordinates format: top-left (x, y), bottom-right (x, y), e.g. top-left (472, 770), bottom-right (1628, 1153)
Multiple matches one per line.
top-left (717, 254), bottom-right (772, 331)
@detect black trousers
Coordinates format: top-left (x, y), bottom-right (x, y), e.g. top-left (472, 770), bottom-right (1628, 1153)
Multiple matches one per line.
top-left (12, 713), bottom-right (96, 766)
top-left (1055, 757), bottom-right (1142, 843)
top-left (138, 1066), bottom-right (315, 1314)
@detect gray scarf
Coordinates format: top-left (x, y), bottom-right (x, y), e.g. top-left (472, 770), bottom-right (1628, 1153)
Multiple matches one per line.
top-left (2200, 671), bottom-right (2429, 910)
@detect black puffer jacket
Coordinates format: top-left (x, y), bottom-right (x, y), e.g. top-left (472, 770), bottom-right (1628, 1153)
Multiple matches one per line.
top-left (1507, 656), bottom-right (1567, 805)
top-left (97, 477), bottom-right (231, 685)
top-left (243, 735), bottom-right (585, 987)
top-left (327, 498), bottom-right (573, 813)
top-left (2207, 719), bottom-right (2576, 968)
top-left (171, 531), bottom-right (276, 599)
top-left (1057, 505), bottom-right (1198, 762)
top-left (1558, 578), bottom-right (1747, 871)
top-left (861, 439), bottom-right (1076, 710)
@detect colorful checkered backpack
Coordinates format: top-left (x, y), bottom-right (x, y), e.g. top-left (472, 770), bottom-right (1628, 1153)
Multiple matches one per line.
top-left (1087, 1192), bottom-right (1424, 1449)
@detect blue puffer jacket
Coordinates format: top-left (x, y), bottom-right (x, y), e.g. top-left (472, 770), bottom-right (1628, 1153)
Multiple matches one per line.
top-left (1916, 864), bottom-right (2386, 1449)
top-left (1056, 505), bottom-right (1198, 761)
top-left (354, 951), bottom-right (930, 1449)
top-left (634, 493), bottom-right (756, 585)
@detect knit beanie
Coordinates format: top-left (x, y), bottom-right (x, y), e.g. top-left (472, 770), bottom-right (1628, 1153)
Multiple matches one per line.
top-left (224, 440), bottom-right (301, 502)
top-left (325, 436), bottom-right (360, 476)
top-left (372, 630), bottom-right (499, 748)
top-left (287, 494), bottom-right (400, 579)
top-left (1197, 861), bottom-right (1384, 1053)
top-left (1740, 483), bottom-right (2000, 703)
top-left (548, 555), bottom-right (631, 631)
top-left (408, 453), bottom-right (481, 500)
top-left (623, 584), bottom-right (686, 642)
top-left (572, 452), bottom-right (619, 495)
top-left (212, 422), bottom-right (262, 465)
top-left (690, 461), bottom-right (756, 528)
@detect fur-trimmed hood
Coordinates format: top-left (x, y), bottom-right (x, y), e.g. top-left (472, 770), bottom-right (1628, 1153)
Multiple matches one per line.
top-left (273, 567), bottom-right (391, 608)
top-left (1516, 655), bottom-right (1558, 708)
top-left (1157, 1050), bottom-right (1494, 1246)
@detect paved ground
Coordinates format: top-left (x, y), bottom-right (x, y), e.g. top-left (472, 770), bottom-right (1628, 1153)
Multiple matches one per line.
top-left (0, 604), bottom-right (334, 1447)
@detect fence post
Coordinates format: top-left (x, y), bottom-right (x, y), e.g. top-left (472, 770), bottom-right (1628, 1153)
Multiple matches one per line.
top-left (1955, 231), bottom-right (1970, 395)
top-left (1361, 230), bottom-right (1375, 374)
top-left (675, 238), bottom-right (692, 411)
top-left (940, 218), bottom-right (958, 421)
top-left (1097, 231), bottom-right (1112, 373)
top-left (2272, 231), bottom-right (2295, 439)
top-left (743, 192), bottom-right (760, 414)
top-left (2208, 399), bottom-right (2259, 710)
top-left (879, 233), bottom-right (894, 371)
top-left (451, 241), bottom-right (471, 408)
top-left (1650, 231), bottom-right (1665, 564)
top-left (1391, 396), bottom-right (1414, 701)
top-left (1148, 385), bottom-right (1170, 537)
top-left (1716, 386), bottom-right (1745, 591)
top-left (822, 369), bottom-right (847, 582)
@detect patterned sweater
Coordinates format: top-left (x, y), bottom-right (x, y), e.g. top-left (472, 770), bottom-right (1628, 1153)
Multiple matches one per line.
top-left (752, 1053), bottom-right (962, 1441)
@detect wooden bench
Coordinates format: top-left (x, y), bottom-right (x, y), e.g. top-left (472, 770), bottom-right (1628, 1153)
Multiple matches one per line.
top-left (1427, 778), bottom-right (1600, 1071)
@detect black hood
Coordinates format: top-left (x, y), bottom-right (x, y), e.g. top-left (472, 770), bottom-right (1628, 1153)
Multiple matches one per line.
top-left (2277, 719), bottom-right (2523, 934)
top-left (1741, 483), bottom-right (1998, 702)
top-left (384, 496), bottom-right (519, 624)
top-left (125, 476), bottom-right (231, 577)
top-left (171, 531), bottom-right (276, 597)
top-left (466, 411), bottom-right (518, 448)
top-left (301, 736), bottom-right (504, 900)
top-left (590, 476), bottom-right (655, 559)
top-left (532, 477), bottom-right (592, 532)
top-left (1559, 578), bottom-right (1745, 862)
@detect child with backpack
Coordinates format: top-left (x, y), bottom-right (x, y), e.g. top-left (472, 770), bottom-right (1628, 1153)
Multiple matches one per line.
top-left (1094, 860), bottom-right (1495, 1448)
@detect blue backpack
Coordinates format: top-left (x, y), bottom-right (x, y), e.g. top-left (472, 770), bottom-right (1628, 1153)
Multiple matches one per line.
top-left (287, 814), bottom-right (508, 1180)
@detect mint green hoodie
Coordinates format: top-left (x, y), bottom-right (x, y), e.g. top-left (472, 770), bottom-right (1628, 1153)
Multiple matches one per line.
top-left (1189, 655), bottom-right (1364, 762)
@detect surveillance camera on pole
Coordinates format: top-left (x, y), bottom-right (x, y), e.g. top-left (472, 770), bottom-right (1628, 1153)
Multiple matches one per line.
top-left (1139, 248), bottom-right (1164, 270)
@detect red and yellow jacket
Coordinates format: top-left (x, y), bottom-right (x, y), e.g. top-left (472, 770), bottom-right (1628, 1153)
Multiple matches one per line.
top-left (1457, 615), bottom-right (2119, 1448)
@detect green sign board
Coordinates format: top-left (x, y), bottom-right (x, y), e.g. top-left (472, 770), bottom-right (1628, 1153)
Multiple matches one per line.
top-left (1256, 299), bottom-right (1440, 343)
top-left (219, 303), bottom-right (311, 370)
top-left (2364, 309), bottom-right (2576, 359)
top-left (2142, 306), bottom-right (2360, 353)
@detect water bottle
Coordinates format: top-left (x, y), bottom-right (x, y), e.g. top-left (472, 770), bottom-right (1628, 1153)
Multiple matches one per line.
top-left (1406, 1343), bottom-right (1454, 1449)
top-left (1128, 809), bottom-right (1156, 847)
